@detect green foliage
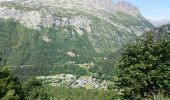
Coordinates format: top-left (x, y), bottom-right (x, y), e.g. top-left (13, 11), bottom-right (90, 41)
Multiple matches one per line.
top-left (0, 67), bottom-right (23, 100)
top-left (0, 66), bottom-right (44, 100)
top-left (0, 18), bottom-right (97, 66)
top-left (26, 86), bottom-right (118, 100)
top-left (88, 51), bottom-right (121, 80)
top-left (115, 33), bottom-right (170, 99)
top-left (89, 59), bottom-right (116, 80)
top-left (0, 67), bottom-right (117, 100)
top-left (10, 64), bottom-right (87, 79)
top-left (146, 91), bottom-right (170, 100)
top-left (22, 77), bottom-right (42, 98)
top-left (0, 52), bottom-right (3, 66)
top-left (1, 90), bottom-right (20, 100)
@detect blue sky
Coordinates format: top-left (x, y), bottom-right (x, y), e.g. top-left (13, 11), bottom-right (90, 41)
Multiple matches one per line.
top-left (113, 0), bottom-right (170, 20)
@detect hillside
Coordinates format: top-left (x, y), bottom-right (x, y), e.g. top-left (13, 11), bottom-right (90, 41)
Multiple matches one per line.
top-left (152, 23), bottom-right (170, 40)
top-left (142, 23), bottom-right (170, 41)
top-left (0, 0), bottom-right (154, 66)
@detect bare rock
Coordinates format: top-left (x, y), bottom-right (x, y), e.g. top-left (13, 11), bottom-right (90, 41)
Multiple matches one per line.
top-left (113, 1), bottom-right (140, 17)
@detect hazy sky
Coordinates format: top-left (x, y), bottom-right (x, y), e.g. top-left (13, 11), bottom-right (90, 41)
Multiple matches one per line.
top-left (113, 0), bottom-right (170, 20)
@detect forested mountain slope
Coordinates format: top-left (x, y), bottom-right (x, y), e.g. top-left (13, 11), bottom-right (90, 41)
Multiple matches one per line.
top-left (0, 0), bottom-right (154, 66)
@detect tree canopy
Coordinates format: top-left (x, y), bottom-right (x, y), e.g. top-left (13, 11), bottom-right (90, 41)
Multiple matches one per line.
top-left (0, 67), bottom-right (23, 100)
top-left (115, 33), bottom-right (170, 99)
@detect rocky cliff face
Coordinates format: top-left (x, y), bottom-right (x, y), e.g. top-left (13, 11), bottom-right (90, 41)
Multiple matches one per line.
top-left (113, 1), bottom-right (140, 17)
top-left (0, 0), bottom-right (152, 31)
top-left (14, 0), bottom-right (113, 11)
top-left (0, 0), bottom-right (154, 65)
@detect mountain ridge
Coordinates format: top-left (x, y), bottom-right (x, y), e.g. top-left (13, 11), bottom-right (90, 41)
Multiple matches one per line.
top-left (4, 0), bottom-right (142, 17)
top-left (0, 0), bottom-right (154, 65)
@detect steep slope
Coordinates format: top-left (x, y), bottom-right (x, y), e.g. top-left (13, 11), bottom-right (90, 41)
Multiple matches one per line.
top-left (150, 23), bottom-right (170, 41)
top-left (0, 0), bottom-right (154, 66)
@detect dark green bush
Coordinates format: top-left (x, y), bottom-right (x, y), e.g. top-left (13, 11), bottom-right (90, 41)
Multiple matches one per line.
top-left (0, 67), bottom-right (24, 100)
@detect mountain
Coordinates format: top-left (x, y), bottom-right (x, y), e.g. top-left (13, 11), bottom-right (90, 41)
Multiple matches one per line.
top-left (148, 18), bottom-right (170, 27)
top-left (151, 23), bottom-right (170, 41)
top-left (0, 0), bottom-right (154, 66)
top-left (113, 1), bottom-right (140, 17)
top-left (141, 23), bottom-right (170, 47)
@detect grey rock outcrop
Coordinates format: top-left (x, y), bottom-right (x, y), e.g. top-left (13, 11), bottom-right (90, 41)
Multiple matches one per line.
top-left (0, 6), bottom-right (92, 30)
top-left (14, 0), bottom-right (113, 11)
top-left (0, 7), bottom-right (41, 29)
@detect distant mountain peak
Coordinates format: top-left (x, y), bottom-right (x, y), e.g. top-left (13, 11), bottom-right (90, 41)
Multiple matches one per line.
top-left (113, 1), bottom-right (140, 17)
